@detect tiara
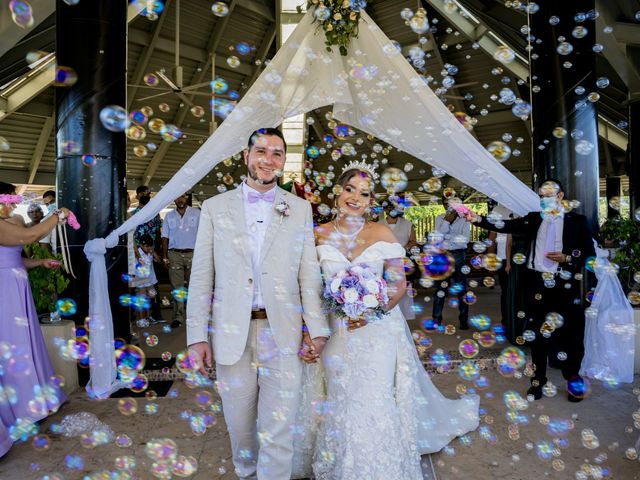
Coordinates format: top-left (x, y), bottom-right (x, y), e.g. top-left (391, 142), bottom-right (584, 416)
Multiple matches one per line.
top-left (341, 160), bottom-right (379, 180)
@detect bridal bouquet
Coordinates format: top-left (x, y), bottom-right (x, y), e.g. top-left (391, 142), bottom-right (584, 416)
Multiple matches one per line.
top-left (323, 264), bottom-right (389, 322)
top-left (300, 0), bottom-right (367, 56)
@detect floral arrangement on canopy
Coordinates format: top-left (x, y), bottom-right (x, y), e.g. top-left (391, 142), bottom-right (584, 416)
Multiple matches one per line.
top-left (299, 0), bottom-right (368, 56)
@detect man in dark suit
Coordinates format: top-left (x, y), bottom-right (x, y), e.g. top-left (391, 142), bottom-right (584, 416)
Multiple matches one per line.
top-left (467, 179), bottom-right (596, 402)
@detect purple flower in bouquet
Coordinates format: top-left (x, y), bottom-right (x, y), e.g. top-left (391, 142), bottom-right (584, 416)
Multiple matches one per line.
top-left (322, 264), bottom-right (390, 323)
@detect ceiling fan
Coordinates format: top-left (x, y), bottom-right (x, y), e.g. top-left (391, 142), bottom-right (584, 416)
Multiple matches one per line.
top-left (128, 0), bottom-right (236, 108)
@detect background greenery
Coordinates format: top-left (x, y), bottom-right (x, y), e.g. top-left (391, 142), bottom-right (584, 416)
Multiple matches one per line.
top-left (26, 243), bottom-right (69, 314)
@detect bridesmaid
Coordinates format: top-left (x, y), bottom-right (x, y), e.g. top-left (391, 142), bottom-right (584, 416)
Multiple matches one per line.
top-left (0, 181), bottom-right (72, 457)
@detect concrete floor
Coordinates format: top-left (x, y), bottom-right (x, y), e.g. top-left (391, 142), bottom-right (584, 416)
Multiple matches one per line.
top-left (1, 369), bottom-right (637, 480)
top-left (1, 288), bottom-right (639, 479)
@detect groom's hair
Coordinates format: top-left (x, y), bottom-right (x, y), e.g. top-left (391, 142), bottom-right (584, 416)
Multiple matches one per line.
top-left (247, 128), bottom-right (287, 153)
top-left (538, 177), bottom-right (565, 194)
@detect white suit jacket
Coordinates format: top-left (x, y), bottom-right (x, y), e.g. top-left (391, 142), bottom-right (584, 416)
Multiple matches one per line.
top-left (186, 186), bottom-right (330, 365)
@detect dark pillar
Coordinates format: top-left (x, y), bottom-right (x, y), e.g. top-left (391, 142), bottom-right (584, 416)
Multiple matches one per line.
top-left (530, 2), bottom-right (600, 235)
top-left (629, 101), bottom-right (640, 216)
top-left (606, 176), bottom-right (621, 218)
top-left (55, 0), bottom-right (129, 343)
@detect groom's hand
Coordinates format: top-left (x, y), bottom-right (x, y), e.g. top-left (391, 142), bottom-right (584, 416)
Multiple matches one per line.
top-left (299, 331), bottom-right (318, 363)
top-left (188, 341), bottom-right (213, 375)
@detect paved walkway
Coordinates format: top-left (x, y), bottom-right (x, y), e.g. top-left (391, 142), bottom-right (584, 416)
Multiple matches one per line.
top-left (0, 289), bottom-right (638, 479)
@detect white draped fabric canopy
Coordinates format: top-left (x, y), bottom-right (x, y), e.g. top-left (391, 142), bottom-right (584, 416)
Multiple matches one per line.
top-left (85, 9), bottom-right (542, 398)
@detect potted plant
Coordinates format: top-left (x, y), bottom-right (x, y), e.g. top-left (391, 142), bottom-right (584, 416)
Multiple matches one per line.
top-left (26, 243), bottom-right (69, 319)
top-left (599, 215), bottom-right (640, 294)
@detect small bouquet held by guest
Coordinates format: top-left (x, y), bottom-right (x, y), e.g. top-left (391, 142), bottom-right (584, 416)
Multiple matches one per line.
top-left (323, 264), bottom-right (390, 329)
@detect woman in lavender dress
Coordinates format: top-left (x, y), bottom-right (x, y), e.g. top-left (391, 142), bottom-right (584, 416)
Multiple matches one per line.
top-left (0, 182), bottom-right (71, 457)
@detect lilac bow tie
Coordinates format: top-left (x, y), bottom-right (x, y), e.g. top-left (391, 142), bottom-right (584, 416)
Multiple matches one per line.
top-left (247, 190), bottom-right (276, 204)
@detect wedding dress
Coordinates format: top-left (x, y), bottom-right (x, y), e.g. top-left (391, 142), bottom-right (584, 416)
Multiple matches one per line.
top-left (292, 241), bottom-right (480, 479)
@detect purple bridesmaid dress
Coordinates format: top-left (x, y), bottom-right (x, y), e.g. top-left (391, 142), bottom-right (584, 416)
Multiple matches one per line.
top-left (0, 245), bottom-right (67, 457)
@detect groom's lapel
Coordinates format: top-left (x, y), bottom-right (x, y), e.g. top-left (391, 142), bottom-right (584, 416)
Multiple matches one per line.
top-left (228, 186), bottom-right (250, 261)
top-left (259, 187), bottom-right (287, 266)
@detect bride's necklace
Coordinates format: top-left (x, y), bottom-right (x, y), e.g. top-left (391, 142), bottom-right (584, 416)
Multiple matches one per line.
top-left (333, 217), bottom-right (365, 260)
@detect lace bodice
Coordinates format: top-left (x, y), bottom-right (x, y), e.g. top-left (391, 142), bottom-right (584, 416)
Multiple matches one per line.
top-left (292, 240), bottom-right (479, 480)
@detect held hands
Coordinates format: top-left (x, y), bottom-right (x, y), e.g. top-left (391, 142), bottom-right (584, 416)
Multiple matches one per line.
top-left (188, 341), bottom-right (213, 376)
top-left (299, 331), bottom-right (327, 363)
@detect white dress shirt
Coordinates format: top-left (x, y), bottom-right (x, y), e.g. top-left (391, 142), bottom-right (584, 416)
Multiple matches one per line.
top-left (529, 215), bottom-right (564, 273)
top-left (161, 206), bottom-right (201, 249)
top-left (242, 182), bottom-right (277, 309)
top-left (435, 213), bottom-right (471, 250)
top-left (495, 233), bottom-right (507, 260)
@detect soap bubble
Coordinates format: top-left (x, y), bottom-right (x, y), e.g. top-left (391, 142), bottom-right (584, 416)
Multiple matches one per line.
top-left (556, 42), bottom-right (574, 55)
top-left (100, 105), bottom-right (130, 132)
top-left (211, 2), bottom-right (229, 16)
top-left (380, 168), bottom-right (408, 193)
top-left (486, 141), bottom-right (511, 162)
top-left (494, 45), bottom-right (515, 64)
top-left (572, 26), bottom-right (588, 39)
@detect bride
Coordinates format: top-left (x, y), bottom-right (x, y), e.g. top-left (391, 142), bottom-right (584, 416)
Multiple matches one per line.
top-left (293, 164), bottom-right (480, 479)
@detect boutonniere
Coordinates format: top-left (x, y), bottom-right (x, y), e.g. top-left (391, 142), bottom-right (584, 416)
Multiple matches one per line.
top-left (275, 200), bottom-right (290, 224)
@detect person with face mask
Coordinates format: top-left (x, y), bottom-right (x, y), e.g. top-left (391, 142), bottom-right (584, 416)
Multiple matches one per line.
top-left (432, 194), bottom-right (472, 330)
top-left (161, 193), bottom-right (200, 328)
top-left (133, 186), bottom-right (162, 250)
top-left (132, 186), bottom-right (163, 323)
top-left (465, 179), bottom-right (596, 403)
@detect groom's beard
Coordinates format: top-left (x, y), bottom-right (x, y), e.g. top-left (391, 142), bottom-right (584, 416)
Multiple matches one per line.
top-left (247, 164), bottom-right (278, 185)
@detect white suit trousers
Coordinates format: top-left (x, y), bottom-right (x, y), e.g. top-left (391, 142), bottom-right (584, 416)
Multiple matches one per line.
top-left (217, 318), bottom-right (303, 480)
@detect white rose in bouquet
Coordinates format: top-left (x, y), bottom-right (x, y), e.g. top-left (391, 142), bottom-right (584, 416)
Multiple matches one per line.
top-left (343, 288), bottom-right (359, 303)
top-left (365, 279), bottom-right (380, 294)
top-left (330, 278), bottom-right (342, 293)
top-left (363, 294), bottom-right (379, 309)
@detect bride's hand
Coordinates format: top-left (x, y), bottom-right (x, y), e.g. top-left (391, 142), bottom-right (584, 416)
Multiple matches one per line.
top-left (347, 315), bottom-right (368, 331)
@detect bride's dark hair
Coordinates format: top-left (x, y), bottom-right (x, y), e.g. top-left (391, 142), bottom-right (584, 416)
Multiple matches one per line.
top-left (335, 168), bottom-right (374, 191)
top-left (0, 182), bottom-right (16, 195)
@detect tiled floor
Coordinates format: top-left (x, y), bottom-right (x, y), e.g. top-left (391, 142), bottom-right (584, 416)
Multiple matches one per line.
top-left (1, 288), bottom-right (639, 479)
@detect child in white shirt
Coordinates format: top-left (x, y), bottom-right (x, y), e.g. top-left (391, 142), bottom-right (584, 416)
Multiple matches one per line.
top-left (134, 234), bottom-right (158, 328)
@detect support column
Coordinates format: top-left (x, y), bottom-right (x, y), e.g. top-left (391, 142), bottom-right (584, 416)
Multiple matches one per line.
top-left (530, 2), bottom-right (600, 235)
top-left (606, 176), bottom-right (621, 218)
top-left (629, 100), bottom-right (640, 215)
top-left (55, 0), bottom-right (129, 341)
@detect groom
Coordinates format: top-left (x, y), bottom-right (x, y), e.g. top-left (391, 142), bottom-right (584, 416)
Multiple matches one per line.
top-left (187, 128), bottom-right (330, 479)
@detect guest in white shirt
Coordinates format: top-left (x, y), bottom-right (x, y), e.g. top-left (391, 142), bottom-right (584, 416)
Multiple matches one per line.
top-left (432, 195), bottom-right (471, 329)
top-left (26, 203), bottom-right (52, 254)
top-left (487, 205), bottom-right (514, 327)
top-left (379, 202), bottom-right (417, 320)
top-left (162, 193), bottom-right (201, 328)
